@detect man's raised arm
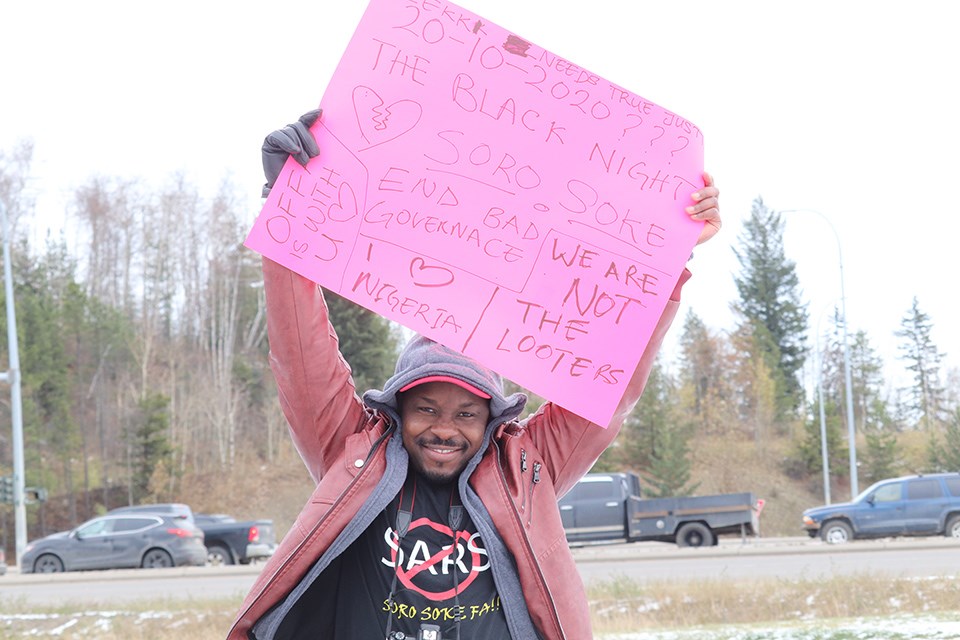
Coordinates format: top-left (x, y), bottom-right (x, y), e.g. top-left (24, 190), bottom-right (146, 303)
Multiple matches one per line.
top-left (260, 110), bottom-right (368, 483)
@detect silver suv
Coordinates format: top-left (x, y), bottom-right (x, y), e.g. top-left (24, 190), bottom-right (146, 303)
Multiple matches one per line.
top-left (21, 513), bottom-right (207, 572)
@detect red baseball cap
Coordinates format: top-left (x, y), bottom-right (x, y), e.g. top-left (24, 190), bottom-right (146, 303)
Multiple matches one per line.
top-left (398, 375), bottom-right (491, 399)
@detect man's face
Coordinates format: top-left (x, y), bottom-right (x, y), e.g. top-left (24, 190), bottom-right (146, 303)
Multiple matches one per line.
top-left (399, 381), bottom-right (491, 484)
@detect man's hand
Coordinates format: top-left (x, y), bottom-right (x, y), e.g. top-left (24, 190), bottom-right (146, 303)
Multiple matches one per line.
top-left (261, 109), bottom-right (322, 197)
top-left (686, 172), bottom-right (721, 245)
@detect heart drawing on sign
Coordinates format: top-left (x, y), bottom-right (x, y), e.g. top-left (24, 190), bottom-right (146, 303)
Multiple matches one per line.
top-left (352, 85), bottom-right (423, 151)
top-left (327, 182), bottom-right (359, 224)
top-left (409, 257), bottom-right (455, 287)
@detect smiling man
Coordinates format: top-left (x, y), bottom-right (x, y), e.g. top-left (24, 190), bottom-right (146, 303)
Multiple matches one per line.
top-left (399, 379), bottom-right (492, 484)
top-left (226, 111), bottom-right (721, 640)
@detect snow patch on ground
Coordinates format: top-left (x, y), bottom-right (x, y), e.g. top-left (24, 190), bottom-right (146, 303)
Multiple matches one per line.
top-left (600, 614), bottom-right (960, 639)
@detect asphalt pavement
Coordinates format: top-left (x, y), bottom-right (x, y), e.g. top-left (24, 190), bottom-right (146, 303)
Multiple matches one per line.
top-left (2, 535), bottom-right (959, 585)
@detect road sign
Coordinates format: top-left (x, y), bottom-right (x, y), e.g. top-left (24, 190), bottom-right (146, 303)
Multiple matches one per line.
top-left (0, 475), bottom-right (13, 504)
top-left (24, 487), bottom-right (48, 504)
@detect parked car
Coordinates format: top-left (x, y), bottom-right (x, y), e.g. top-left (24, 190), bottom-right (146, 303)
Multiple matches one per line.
top-left (802, 472), bottom-right (960, 544)
top-left (20, 513), bottom-right (207, 573)
top-left (194, 513), bottom-right (278, 566)
top-left (108, 502), bottom-right (195, 523)
top-left (0, 548), bottom-right (6, 576)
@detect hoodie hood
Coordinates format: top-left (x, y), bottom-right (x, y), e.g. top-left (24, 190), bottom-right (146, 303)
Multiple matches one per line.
top-left (363, 334), bottom-right (527, 426)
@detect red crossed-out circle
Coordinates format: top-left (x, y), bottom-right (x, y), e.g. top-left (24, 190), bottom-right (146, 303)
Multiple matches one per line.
top-left (391, 517), bottom-right (482, 601)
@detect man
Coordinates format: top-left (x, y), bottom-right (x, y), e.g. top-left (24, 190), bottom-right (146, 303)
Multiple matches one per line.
top-left (227, 111), bottom-right (721, 639)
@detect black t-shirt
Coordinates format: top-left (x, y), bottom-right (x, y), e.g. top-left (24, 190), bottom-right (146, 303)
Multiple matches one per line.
top-left (333, 471), bottom-right (510, 639)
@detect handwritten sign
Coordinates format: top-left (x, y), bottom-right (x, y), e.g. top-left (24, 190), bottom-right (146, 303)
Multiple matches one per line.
top-left (245, 0), bottom-right (704, 426)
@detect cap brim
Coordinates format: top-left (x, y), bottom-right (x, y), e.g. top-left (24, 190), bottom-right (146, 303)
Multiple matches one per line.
top-left (399, 375), bottom-right (492, 399)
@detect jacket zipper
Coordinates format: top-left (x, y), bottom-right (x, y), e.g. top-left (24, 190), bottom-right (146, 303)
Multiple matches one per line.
top-left (229, 423), bottom-right (394, 637)
top-left (493, 442), bottom-right (563, 638)
top-left (525, 462), bottom-right (541, 527)
top-left (519, 449), bottom-right (529, 515)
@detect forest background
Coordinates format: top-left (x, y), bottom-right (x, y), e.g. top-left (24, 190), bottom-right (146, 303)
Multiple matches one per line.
top-left (1, 139), bottom-right (958, 556)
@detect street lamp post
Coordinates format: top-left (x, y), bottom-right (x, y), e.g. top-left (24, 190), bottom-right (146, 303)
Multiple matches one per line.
top-left (813, 305), bottom-right (837, 505)
top-left (784, 208), bottom-right (858, 498)
top-left (816, 359), bottom-right (831, 504)
top-left (0, 201), bottom-right (27, 563)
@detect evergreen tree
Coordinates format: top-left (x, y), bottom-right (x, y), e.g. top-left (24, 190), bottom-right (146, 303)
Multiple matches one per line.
top-left (129, 392), bottom-right (173, 503)
top-left (615, 359), bottom-right (672, 469)
top-left (928, 407), bottom-right (960, 472)
top-left (815, 320), bottom-right (891, 482)
top-left (860, 422), bottom-right (899, 485)
top-left (793, 395), bottom-right (848, 479)
top-left (946, 368), bottom-right (960, 416)
top-left (678, 310), bottom-right (713, 418)
top-left (677, 310), bottom-right (733, 435)
top-left (7, 239), bottom-right (81, 513)
top-left (732, 197), bottom-right (809, 415)
top-left (851, 333), bottom-right (900, 485)
top-left (895, 297), bottom-right (946, 430)
top-left (729, 321), bottom-right (782, 441)
top-left (600, 359), bottom-right (698, 496)
top-left (644, 421), bottom-right (700, 498)
top-left (849, 329), bottom-right (887, 430)
top-left (325, 291), bottom-right (401, 394)
top-left (789, 311), bottom-right (867, 483)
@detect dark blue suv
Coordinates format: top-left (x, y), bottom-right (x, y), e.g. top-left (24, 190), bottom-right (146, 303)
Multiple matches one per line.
top-left (802, 473), bottom-right (960, 544)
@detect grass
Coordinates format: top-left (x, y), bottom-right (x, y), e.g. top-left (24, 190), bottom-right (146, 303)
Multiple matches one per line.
top-left (587, 573), bottom-right (960, 634)
top-left (0, 596), bottom-right (239, 639)
top-left (2, 574), bottom-right (959, 639)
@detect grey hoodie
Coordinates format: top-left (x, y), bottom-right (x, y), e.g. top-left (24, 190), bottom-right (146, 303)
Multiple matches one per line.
top-left (253, 335), bottom-right (542, 639)
top-left (363, 334), bottom-right (528, 424)
top-left (365, 335), bottom-right (540, 639)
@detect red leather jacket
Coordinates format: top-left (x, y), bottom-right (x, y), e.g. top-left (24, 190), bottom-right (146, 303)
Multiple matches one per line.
top-left (226, 259), bottom-right (688, 639)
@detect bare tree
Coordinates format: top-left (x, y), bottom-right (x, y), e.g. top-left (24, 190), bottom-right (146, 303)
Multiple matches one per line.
top-left (0, 140), bottom-right (34, 236)
top-left (202, 189), bottom-right (246, 467)
top-left (73, 178), bottom-right (144, 316)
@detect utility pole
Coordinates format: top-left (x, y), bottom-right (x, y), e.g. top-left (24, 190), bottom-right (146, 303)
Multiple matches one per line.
top-left (0, 201), bottom-right (27, 565)
top-left (784, 208), bottom-right (858, 498)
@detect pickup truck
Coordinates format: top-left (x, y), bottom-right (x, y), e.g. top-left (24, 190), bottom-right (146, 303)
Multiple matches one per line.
top-left (193, 514), bottom-right (278, 565)
top-left (559, 472), bottom-right (761, 547)
top-left (802, 472), bottom-right (960, 544)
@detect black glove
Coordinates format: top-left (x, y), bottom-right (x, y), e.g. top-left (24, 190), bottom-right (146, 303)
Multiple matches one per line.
top-left (261, 109), bottom-right (322, 197)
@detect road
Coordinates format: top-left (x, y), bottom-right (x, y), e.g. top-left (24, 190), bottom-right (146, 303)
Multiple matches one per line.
top-left (3, 537), bottom-right (959, 605)
top-left (571, 535), bottom-right (960, 585)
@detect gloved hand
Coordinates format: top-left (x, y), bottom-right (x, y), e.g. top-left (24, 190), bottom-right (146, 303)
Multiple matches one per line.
top-left (261, 108), bottom-right (322, 197)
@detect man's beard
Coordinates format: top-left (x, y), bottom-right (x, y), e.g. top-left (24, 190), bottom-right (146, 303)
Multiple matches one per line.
top-left (410, 437), bottom-right (468, 485)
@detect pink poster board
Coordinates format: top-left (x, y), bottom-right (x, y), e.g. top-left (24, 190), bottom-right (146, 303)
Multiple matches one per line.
top-left (245, 0), bottom-right (705, 426)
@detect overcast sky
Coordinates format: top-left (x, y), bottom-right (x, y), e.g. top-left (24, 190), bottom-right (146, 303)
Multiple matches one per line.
top-left (2, 0), bottom-right (957, 396)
